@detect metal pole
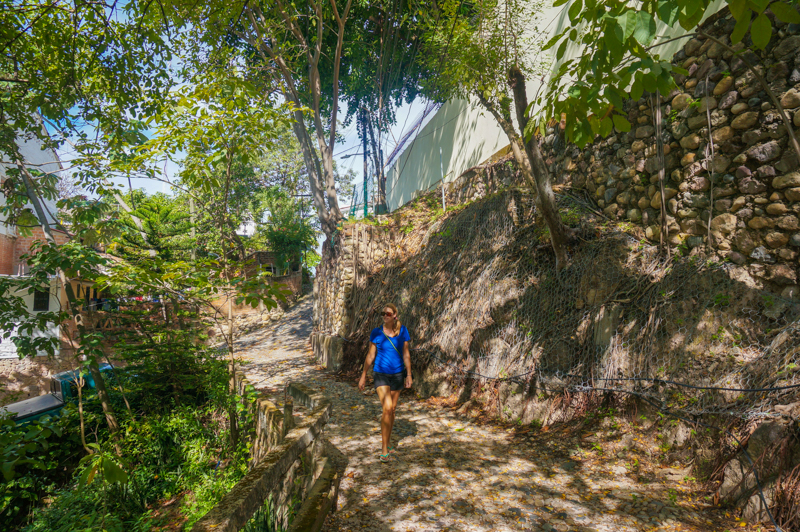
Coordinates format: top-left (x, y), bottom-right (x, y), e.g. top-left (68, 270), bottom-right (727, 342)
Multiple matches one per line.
top-left (189, 197), bottom-right (196, 261)
top-left (362, 110), bottom-right (369, 218)
top-left (440, 147), bottom-right (446, 211)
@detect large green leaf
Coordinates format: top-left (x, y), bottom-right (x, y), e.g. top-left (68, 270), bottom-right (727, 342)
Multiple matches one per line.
top-left (598, 115), bottom-right (613, 137)
top-left (651, 62), bottom-right (663, 76)
top-left (588, 115), bottom-right (601, 136)
top-left (642, 72), bottom-right (658, 93)
top-left (613, 114), bottom-right (632, 132)
top-left (634, 11), bottom-right (657, 45)
top-left (731, 9), bottom-right (752, 43)
top-left (679, 1), bottom-right (706, 29)
top-left (657, 0), bottom-right (681, 25)
top-left (769, 1), bottom-right (800, 23)
top-left (657, 74), bottom-right (674, 96)
top-left (617, 10), bottom-right (637, 40)
top-left (101, 457), bottom-right (128, 484)
top-left (631, 77), bottom-right (644, 100)
top-left (569, 0), bottom-right (584, 22)
top-left (748, 0), bottom-right (771, 13)
top-left (605, 86), bottom-right (625, 108)
top-left (557, 37), bottom-right (570, 60)
top-left (728, 0), bottom-right (748, 18)
top-left (542, 29), bottom-right (567, 51)
top-left (604, 21), bottom-right (625, 62)
top-left (751, 12), bottom-right (773, 49)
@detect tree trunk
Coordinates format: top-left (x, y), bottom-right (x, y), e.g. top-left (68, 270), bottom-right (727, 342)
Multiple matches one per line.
top-left (221, 153), bottom-right (239, 449)
top-left (87, 358), bottom-right (121, 434)
top-left (240, 3), bottom-right (347, 244)
top-left (227, 298), bottom-right (239, 449)
top-left (17, 161), bottom-right (122, 438)
top-left (287, 108), bottom-right (337, 238)
top-left (474, 90), bottom-right (572, 269)
top-left (508, 67), bottom-right (574, 269)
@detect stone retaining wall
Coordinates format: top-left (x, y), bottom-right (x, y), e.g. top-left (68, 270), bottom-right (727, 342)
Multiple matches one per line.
top-left (314, 8), bottom-right (800, 309)
top-left (313, 224), bottom-right (393, 370)
top-left (0, 355), bottom-right (76, 405)
top-left (191, 371), bottom-right (339, 532)
top-left (543, 7), bottom-right (800, 297)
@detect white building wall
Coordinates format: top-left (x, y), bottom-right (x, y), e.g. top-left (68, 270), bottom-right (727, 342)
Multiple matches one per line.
top-left (0, 277), bottom-right (61, 359)
top-left (0, 126), bottom-right (63, 359)
top-left (385, 0), bottom-right (727, 212)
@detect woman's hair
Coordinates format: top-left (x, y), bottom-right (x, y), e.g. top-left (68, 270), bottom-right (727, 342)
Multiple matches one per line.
top-left (383, 303), bottom-right (401, 334)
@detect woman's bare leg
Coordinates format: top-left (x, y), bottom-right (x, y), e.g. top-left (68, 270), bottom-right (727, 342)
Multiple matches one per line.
top-left (376, 387), bottom-right (401, 454)
top-left (389, 390), bottom-right (401, 448)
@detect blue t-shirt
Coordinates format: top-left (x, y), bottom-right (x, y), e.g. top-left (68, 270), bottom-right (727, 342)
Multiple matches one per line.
top-left (370, 325), bottom-right (410, 374)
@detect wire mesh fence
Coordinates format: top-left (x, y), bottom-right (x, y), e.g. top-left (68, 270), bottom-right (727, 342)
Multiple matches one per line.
top-left (332, 188), bottom-right (800, 421)
top-left (348, 174), bottom-right (375, 219)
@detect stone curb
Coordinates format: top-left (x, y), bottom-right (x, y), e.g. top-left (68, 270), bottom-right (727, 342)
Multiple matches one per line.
top-left (190, 379), bottom-right (333, 532)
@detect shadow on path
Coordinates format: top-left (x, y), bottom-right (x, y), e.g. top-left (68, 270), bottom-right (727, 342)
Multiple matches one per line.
top-left (237, 296), bottom-right (744, 532)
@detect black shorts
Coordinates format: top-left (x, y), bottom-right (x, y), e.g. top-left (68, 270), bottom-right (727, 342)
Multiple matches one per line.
top-left (373, 371), bottom-right (406, 391)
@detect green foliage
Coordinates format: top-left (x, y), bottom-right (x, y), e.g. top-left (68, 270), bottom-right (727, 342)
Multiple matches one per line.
top-left (713, 293), bottom-right (731, 307)
top-left (109, 305), bottom-right (216, 413)
top-left (536, 0), bottom-right (800, 148)
top-left (243, 495), bottom-right (292, 532)
top-left (77, 445), bottom-right (128, 488)
top-left (131, 76), bottom-right (292, 193)
top-left (255, 188), bottom-right (318, 275)
top-left (110, 192), bottom-right (194, 263)
top-left (418, 0), bottom-right (548, 109)
top-left (560, 206), bottom-right (582, 226)
top-left (22, 358), bottom-right (252, 532)
top-left (0, 0), bottom-right (175, 241)
top-left (0, 412), bottom-right (83, 531)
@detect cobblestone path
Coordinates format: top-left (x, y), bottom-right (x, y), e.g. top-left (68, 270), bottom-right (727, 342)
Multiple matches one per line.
top-left (238, 296), bottom-right (752, 532)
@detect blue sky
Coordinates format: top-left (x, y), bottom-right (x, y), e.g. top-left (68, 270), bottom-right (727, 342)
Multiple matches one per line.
top-left (87, 97), bottom-right (432, 202)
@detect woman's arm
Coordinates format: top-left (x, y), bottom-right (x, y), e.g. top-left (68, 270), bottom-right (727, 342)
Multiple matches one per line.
top-left (358, 342), bottom-right (377, 391)
top-left (403, 341), bottom-right (413, 388)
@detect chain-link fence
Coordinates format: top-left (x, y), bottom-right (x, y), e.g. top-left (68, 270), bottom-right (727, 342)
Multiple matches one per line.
top-left (313, 186), bottom-right (800, 529)
top-left (338, 188), bottom-right (800, 420)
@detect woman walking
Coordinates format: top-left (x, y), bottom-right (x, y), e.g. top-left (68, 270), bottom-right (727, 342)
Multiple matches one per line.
top-left (358, 303), bottom-right (412, 463)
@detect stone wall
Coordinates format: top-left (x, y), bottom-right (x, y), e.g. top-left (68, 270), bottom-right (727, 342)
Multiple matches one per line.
top-left (191, 369), bottom-right (340, 532)
top-left (0, 355), bottom-right (75, 405)
top-left (312, 8), bottom-right (800, 378)
top-left (543, 8), bottom-right (800, 297)
top-left (313, 224), bottom-right (393, 370)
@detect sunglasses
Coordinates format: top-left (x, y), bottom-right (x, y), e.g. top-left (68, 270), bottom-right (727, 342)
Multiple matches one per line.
top-left (382, 311), bottom-right (395, 317)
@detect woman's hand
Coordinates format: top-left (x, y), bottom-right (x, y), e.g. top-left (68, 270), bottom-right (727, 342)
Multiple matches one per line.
top-left (358, 374), bottom-right (366, 391)
top-left (405, 374), bottom-right (413, 389)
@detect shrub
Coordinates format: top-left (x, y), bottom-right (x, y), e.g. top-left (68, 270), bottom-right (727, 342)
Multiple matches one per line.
top-left (0, 410), bottom-right (84, 532)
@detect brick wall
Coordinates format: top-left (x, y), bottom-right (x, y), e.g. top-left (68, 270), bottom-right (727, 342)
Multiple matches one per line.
top-left (270, 272), bottom-right (302, 295)
top-left (0, 234), bottom-right (14, 275)
top-left (0, 225), bottom-right (72, 405)
top-left (9, 227), bottom-right (70, 274)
